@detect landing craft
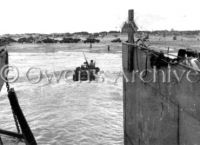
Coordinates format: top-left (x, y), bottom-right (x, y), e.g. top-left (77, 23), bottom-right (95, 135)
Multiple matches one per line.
top-left (0, 42), bottom-right (37, 144)
top-left (123, 9), bottom-right (200, 145)
top-left (73, 53), bottom-right (100, 81)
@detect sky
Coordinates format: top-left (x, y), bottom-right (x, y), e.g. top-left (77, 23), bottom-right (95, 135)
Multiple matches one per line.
top-left (0, 0), bottom-right (199, 34)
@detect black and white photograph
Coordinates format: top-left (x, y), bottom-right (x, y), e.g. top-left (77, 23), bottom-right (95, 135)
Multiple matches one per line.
top-left (0, 0), bottom-right (200, 145)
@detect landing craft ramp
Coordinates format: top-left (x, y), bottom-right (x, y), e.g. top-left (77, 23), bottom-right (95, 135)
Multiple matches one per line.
top-left (123, 41), bottom-right (200, 145)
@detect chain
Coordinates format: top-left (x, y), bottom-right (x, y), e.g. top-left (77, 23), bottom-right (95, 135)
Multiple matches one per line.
top-left (5, 82), bottom-right (9, 93)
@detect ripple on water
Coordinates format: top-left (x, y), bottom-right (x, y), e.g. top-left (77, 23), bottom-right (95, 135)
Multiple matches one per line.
top-left (0, 51), bottom-right (123, 145)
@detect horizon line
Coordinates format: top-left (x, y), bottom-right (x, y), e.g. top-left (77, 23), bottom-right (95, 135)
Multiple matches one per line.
top-left (1, 30), bottom-right (200, 36)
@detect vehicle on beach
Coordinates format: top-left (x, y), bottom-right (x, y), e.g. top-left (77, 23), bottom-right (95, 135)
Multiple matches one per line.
top-left (111, 38), bottom-right (122, 43)
top-left (83, 38), bottom-right (100, 43)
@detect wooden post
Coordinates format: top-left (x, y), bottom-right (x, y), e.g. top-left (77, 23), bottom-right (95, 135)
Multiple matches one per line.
top-left (127, 9), bottom-right (135, 72)
top-left (128, 9), bottom-right (134, 43)
top-left (124, 9), bottom-right (137, 145)
top-left (8, 88), bottom-right (37, 145)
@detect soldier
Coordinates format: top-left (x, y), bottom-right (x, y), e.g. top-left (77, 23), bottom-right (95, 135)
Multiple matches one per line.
top-left (89, 60), bottom-right (95, 68)
top-left (107, 45), bottom-right (110, 52)
top-left (83, 62), bottom-right (88, 69)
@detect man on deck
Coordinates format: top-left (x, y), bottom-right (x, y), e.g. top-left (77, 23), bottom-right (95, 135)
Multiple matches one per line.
top-left (89, 60), bottom-right (95, 68)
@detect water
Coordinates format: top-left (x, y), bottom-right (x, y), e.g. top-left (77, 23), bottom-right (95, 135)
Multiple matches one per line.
top-left (0, 49), bottom-right (123, 145)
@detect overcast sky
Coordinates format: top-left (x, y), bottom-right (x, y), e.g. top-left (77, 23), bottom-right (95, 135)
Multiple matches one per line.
top-left (0, 0), bottom-right (199, 34)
